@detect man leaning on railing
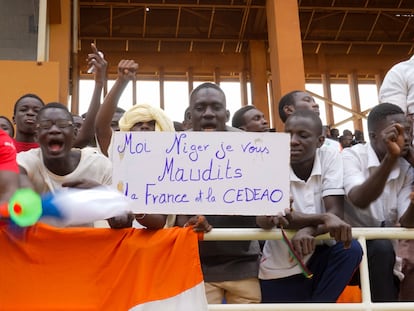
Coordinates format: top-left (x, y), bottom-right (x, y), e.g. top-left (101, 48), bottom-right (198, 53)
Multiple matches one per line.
top-left (257, 110), bottom-right (363, 303)
top-left (342, 103), bottom-right (414, 302)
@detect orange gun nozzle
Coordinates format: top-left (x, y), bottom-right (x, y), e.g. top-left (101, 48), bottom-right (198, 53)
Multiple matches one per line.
top-left (0, 202), bottom-right (9, 217)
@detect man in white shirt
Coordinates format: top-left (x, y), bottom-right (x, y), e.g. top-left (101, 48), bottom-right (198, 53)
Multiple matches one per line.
top-left (257, 110), bottom-right (362, 302)
top-left (342, 103), bottom-right (414, 301)
top-left (17, 102), bottom-right (113, 227)
top-left (379, 55), bottom-right (414, 116)
top-left (379, 56), bottom-right (414, 301)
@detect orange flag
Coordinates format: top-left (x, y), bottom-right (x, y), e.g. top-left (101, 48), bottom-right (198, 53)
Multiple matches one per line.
top-left (0, 223), bottom-right (207, 311)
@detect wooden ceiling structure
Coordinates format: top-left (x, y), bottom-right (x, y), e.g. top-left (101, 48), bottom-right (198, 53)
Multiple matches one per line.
top-left (76, 0), bottom-right (414, 128)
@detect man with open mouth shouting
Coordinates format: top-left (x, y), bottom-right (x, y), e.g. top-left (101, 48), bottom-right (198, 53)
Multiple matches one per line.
top-left (16, 102), bottom-right (112, 227)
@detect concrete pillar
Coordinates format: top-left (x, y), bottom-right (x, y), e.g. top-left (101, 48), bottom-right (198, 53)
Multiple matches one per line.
top-left (249, 40), bottom-right (269, 123)
top-left (187, 67), bottom-right (194, 96)
top-left (239, 71), bottom-right (248, 107)
top-left (348, 72), bottom-right (363, 131)
top-left (321, 73), bottom-right (334, 126)
top-left (159, 67), bottom-right (165, 109)
top-left (266, 0), bottom-right (305, 131)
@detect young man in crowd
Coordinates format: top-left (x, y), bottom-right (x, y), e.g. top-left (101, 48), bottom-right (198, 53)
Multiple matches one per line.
top-left (12, 93), bottom-right (45, 152)
top-left (278, 90), bottom-right (341, 151)
top-left (379, 56), bottom-right (414, 301)
top-left (278, 90), bottom-right (320, 123)
top-left (342, 103), bottom-right (414, 301)
top-left (16, 102), bottom-right (113, 227)
top-left (231, 105), bottom-right (269, 132)
top-left (177, 82), bottom-right (262, 304)
top-left (257, 110), bottom-right (362, 302)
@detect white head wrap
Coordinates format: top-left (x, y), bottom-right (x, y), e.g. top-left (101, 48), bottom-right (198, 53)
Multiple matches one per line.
top-left (118, 103), bottom-right (175, 132)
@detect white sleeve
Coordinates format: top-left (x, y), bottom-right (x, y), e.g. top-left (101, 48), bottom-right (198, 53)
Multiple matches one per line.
top-left (341, 148), bottom-right (366, 196)
top-left (397, 166), bottom-right (414, 219)
top-left (320, 148), bottom-right (344, 197)
top-left (379, 67), bottom-right (408, 113)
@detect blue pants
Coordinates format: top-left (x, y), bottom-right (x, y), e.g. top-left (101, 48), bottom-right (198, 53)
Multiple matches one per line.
top-left (260, 239), bottom-right (363, 303)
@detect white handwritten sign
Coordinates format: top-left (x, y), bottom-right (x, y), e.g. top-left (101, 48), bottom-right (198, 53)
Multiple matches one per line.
top-left (111, 131), bottom-right (290, 215)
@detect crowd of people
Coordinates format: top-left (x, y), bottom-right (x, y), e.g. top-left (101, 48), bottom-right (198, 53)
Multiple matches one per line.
top-left (2, 47), bottom-right (414, 306)
top-left (323, 127), bottom-right (366, 150)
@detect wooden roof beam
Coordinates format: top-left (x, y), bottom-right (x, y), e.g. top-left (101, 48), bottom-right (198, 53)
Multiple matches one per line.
top-left (238, 0), bottom-right (251, 39)
top-left (303, 40), bottom-right (413, 46)
top-left (334, 11), bottom-right (348, 41)
top-left (175, 6), bottom-right (181, 38)
top-left (80, 2), bottom-right (265, 10)
top-left (300, 6), bottom-right (414, 13)
top-left (80, 36), bottom-right (248, 44)
top-left (236, 0), bottom-right (251, 53)
top-left (366, 11), bottom-right (381, 41)
top-left (85, 7), bottom-right (141, 28)
top-left (398, 15), bottom-right (411, 41)
top-left (142, 5), bottom-right (148, 37)
top-left (303, 10), bottom-right (315, 40)
top-left (207, 7), bottom-right (215, 38)
top-left (109, 6), bottom-right (113, 37)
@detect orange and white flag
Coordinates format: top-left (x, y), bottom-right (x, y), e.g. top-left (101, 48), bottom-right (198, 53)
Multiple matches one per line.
top-left (0, 223), bottom-right (208, 311)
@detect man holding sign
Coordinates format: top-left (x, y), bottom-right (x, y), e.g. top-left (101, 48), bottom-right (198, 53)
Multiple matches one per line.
top-left (177, 83), bottom-right (262, 304)
top-left (110, 82), bottom-right (289, 303)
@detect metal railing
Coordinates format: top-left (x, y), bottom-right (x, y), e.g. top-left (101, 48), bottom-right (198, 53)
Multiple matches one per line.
top-left (203, 227), bottom-right (414, 311)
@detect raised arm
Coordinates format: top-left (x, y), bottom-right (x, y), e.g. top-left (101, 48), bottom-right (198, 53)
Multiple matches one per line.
top-left (73, 43), bottom-right (107, 148)
top-left (95, 59), bottom-right (138, 156)
top-left (346, 123), bottom-right (404, 208)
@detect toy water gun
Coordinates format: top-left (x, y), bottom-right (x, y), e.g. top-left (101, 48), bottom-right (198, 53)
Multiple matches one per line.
top-left (0, 188), bottom-right (42, 227)
top-left (0, 187), bottom-right (132, 227)
top-left (40, 186), bottom-right (132, 226)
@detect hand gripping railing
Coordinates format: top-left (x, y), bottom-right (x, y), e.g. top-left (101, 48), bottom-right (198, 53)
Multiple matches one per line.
top-left (203, 227), bottom-right (414, 311)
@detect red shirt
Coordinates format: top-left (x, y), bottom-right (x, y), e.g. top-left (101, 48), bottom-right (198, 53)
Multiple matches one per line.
top-left (13, 139), bottom-right (39, 153)
top-left (0, 130), bottom-right (18, 173)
